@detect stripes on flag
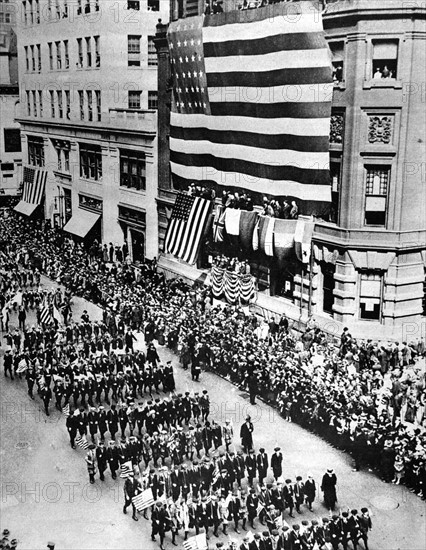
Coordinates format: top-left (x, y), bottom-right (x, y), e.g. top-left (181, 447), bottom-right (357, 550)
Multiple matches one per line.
top-left (256, 501), bottom-right (264, 516)
top-left (62, 403), bottom-right (70, 417)
top-left (132, 488), bottom-right (154, 511)
top-left (182, 533), bottom-right (208, 550)
top-left (16, 359), bottom-right (28, 374)
top-left (164, 193), bottom-right (212, 265)
top-left (120, 460), bottom-right (133, 478)
top-left (75, 435), bottom-right (89, 450)
top-left (167, 2), bottom-right (333, 216)
top-left (21, 166), bottom-right (47, 205)
top-left (40, 302), bottom-right (53, 325)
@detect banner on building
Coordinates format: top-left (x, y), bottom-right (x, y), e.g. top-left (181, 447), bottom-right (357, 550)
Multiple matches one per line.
top-left (167, 2), bottom-right (333, 216)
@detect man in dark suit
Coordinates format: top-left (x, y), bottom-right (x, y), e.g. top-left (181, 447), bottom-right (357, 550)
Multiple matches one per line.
top-left (228, 490), bottom-right (242, 533)
top-left (348, 510), bottom-right (361, 550)
top-left (271, 447), bottom-right (283, 480)
top-left (256, 448), bottom-right (269, 487)
top-left (359, 508), bottom-right (372, 550)
top-left (293, 476), bottom-right (304, 514)
top-left (246, 488), bottom-right (258, 529)
top-left (151, 501), bottom-right (168, 550)
top-left (196, 496), bottom-right (210, 539)
top-left (283, 479), bottom-right (295, 518)
top-left (245, 449), bottom-right (257, 487)
top-left (303, 474), bottom-right (316, 510)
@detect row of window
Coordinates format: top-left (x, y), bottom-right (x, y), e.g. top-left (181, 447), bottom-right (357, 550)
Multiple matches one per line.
top-left (27, 136), bottom-right (147, 191)
top-left (330, 38), bottom-right (399, 83)
top-left (128, 35), bottom-right (158, 67)
top-left (24, 36), bottom-right (157, 73)
top-left (78, 89), bottom-right (101, 121)
top-left (47, 40), bottom-right (71, 71)
top-left (24, 44), bottom-right (42, 73)
top-left (22, 0), bottom-right (40, 25)
top-left (128, 90), bottom-right (158, 110)
top-left (26, 89), bottom-right (71, 120)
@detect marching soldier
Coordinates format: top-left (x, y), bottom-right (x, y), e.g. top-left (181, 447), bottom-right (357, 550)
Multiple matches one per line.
top-left (87, 406), bottom-right (99, 443)
top-left (283, 479), bottom-right (295, 518)
top-left (246, 449), bottom-right (257, 487)
top-left (85, 444), bottom-right (97, 484)
top-left (96, 440), bottom-right (108, 481)
top-left (66, 409), bottom-right (79, 449)
top-left (123, 472), bottom-right (140, 521)
top-left (107, 440), bottom-right (119, 479)
top-left (271, 447), bottom-right (283, 481)
top-left (293, 476), bottom-right (304, 514)
top-left (359, 508), bottom-right (372, 550)
top-left (257, 448), bottom-right (269, 487)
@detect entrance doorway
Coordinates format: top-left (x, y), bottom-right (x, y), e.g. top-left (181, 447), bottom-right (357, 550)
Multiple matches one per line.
top-left (130, 229), bottom-right (145, 263)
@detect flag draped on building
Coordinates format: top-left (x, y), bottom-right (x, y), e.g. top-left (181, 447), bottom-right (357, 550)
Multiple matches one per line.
top-left (14, 166), bottom-right (47, 216)
top-left (167, 1), bottom-right (333, 216)
top-left (164, 193), bottom-right (212, 265)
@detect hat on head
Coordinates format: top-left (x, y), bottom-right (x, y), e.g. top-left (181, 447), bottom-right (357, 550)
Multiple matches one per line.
top-left (361, 507), bottom-right (368, 513)
top-left (296, 476), bottom-right (302, 481)
top-left (262, 531), bottom-right (269, 537)
top-left (292, 524), bottom-right (300, 530)
top-left (274, 446), bottom-right (280, 451)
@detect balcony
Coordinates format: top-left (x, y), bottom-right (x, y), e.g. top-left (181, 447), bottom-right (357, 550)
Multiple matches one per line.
top-left (108, 109), bottom-right (157, 133)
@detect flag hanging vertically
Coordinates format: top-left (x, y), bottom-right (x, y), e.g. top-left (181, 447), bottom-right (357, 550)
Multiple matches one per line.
top-left (168, 1), bottom-right (333, 216)
top-left (39, 300), bottom-right (53, 325)
top-left (14, 166), bottom-right (48, 216)
top-left (164, 193), bottom-right (212, 265)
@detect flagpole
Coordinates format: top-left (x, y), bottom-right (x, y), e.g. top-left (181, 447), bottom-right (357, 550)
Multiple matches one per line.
top-left (308, 243), bottom-right (314, 318)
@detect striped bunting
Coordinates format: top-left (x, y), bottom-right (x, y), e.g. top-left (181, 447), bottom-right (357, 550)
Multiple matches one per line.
top-left (120, 460), bottom-right (133, 478)
top-left (167, 2), bottom-right (333, 215)
top-left (40, 301), bottom-right (53, 325)
top-left (21, 166), bottom-right (47, 204)
top-left (211, 265), bottom-right (256, 305)
top-left (132, 488), bottom-right (154, 511)
top-left (164, 193), bottom-right (212, 265)
top-left (75, 435), bottom-right (89, 450)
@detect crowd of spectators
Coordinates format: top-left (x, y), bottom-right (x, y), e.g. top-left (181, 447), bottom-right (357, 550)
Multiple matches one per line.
top-left (1, 213), bottom-right (425, 503)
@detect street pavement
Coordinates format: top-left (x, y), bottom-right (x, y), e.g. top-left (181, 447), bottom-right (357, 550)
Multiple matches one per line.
top-left (0, 278), bottom-right (425, 550)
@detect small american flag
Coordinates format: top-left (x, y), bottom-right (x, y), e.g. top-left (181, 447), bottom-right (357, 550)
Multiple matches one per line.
top-left (40, 300), bottom-right (53, 325)
top-left (75, 435), bottom-right (89, 450)
top-left (132, 488), bottom-right (154, 511)
top-left (16, 359), bottom-right (28, 374)
top-left (120, 460), bottom-right (133, 478)
top-left (62, 403), bottom-right (70, 417)
top-left (256, 502), bottom-right (264, 516)
top-left (164, 193), bottom-right (211, 265)
top-left (182, 533), bottom-right (208, 550)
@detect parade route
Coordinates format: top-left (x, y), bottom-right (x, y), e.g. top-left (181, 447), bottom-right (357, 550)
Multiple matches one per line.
top-left (0, 280), bottom-right (425, 550)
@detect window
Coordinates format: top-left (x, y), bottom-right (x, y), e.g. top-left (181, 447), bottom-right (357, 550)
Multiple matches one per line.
top-left (27, 135), bottom-right (45, 167)
top-left (322, 263), bottom-right (336, 314)
top-left (55, 0), bottom-right (60, 17)
top-left (34, 0), bottom-right (40, 22)
top-left (77, 0), bottom-right (81, 14)
top-left (4, 129), bottom-right (21, 153)
top-left (23, 1), bottom-right (27, 24)
top-left (84, 0), bottom-right (90, 13)
top-left (32, 91), bottom-right (37, 117)
top-left (95, 90), bottom-right (101, 121)
top-left (58, 90), bottom-right (63, 118)
top-left (65, 90), bottom-right (70, 119)
top-left (365, 165), bottom-right (389, 226)
top-left (30, 45), bottom-right (35, 71)
top-left (48, 42), bottom-right (53, 70)
top-left (372, 40), bottom-right (398, 79)
top-left (127, 0), bottom-right (140, 9)
top-left (78, 90), bottom-right (84, 120)
top-left (87, 90), bottom-right (93, 121)
top-left (24, 46), bottom-right (29, 71)
top-left (80, 143), bottom-right (102, 180)
top-left (50, 90), bottom-right (55, 117)
top-left (120, 149), bottom-right (146, 191)
top-left (26, 91), bottom-right (31, 115)
top-left (148, 36), bottom-right (157, 66)
top-left (28, 0), bottom-right (33, 24)
top-left (64, 40), bottom-right (69, 69)
top-left (148, 91), bottom-right (158, 110)
top-left (330, 161), bottom-right (341, 224)
top-left (63, 0), bottom-right (68, 17)
top-left (47, 0), bottom-right (51, 16)
top-left (56, 41), bottom-right (61, 69)
top-left (94, 36), bottom-right (100, 67)
top-left (148, 0), bottom-right (159, 10)
top-left (128, 90), bottom-right (141, 109)
top-left (54, 140), bottom-right (70, 172)
top-left (128, 35), bottom-right (141, 67)
top-left (85, 37), bottom-right (92, 67)
top-left (359, 272), bottom-right (382, 321)
top-left (77, 38), bottom-right (83, 68)
top-left (38, 90), bottom-right (43, 117)
top-left (37, 44), bottom-right (41, 71)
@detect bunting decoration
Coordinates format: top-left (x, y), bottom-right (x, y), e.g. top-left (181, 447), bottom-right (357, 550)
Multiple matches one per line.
top-left (210, 265), bottom-right (256, 304)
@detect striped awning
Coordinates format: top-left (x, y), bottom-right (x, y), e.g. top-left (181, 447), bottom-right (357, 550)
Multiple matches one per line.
top-left (14, 201), bottom-right (39, 217)
top-left (63, 209), bottom-right (100, 238)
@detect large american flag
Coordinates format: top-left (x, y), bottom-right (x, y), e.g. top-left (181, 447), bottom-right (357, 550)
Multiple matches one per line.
top-left (164, 193), bottom-right (212, 265)
top-left (21, 166), bottom-right (47, 204)
top-left (168, 1), bottom-right (333, 216)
